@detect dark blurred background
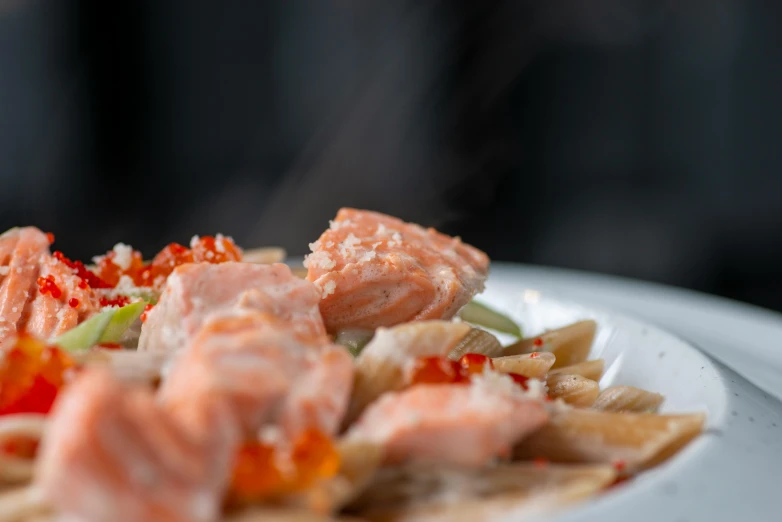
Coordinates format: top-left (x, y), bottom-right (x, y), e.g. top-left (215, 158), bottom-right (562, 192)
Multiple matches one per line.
top-left (2, 1), bottom-right (782, 310)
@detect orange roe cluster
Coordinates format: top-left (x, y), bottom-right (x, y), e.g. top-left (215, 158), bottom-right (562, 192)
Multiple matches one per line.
top-left (98, 295), bottom-right (131, 308)
top-left (53, 251), bottom-right (111, 289)
top-left (410, 353), bottom-right (530, 389)
top-left (229, 429), bottom-right (339, 503)
top-left (93, 236), bottom-right (242, 288)
top-left (140, 304), bottom-right (154, 323)
top-left (0, 335), bottom-right (75, 416)
top-left (37, 275), bottom-right (62, 299)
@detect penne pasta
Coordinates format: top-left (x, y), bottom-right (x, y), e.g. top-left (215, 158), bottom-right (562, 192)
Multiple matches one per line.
top-left (592, 386), bottom-right (665, 413)
top-left (242, 247), bottom-right (287, 265)
top-left (548, 359), bottom-right (605, 382)
top-left (514, 409), bottom-right (706, 473)
top-left (502, 320), bottom-right (597, 369)
top-left (291, 266), bottom-right (309, 279)
top-left (492, 352), bottom-right (556, 379)
top-left (349, 463), bottom-right (616, 522)
top-left (225, 507), bottom-right (364, 522)
top-left (447, 328), bottom-right (503, 360)
top-left (0, 415), bottom-right (48, 484)
top-left (546, 374), bottom-right (600, 407)
top-left (0, 486), bottom-right (51, 522)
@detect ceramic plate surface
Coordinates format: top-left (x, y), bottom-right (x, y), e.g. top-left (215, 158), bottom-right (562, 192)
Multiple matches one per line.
top-left (476, 265), bottom-right (782, 522)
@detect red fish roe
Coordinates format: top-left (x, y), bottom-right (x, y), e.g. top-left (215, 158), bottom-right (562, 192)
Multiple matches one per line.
top-left (529, 352), bottom-right (540, 358)
top-left (0, 335), bottom-right (75, 416)
top-left (140, 303), bottom-right (154, 323)
top-left (459, 353), bottom-right (494, 377)
top-left (507, 372), bottom-right (530, 390)
top-left (229, 429), bottom-right (339, 503)
top-left (45, 232), bottom-right (55, 245)
top-left (1, 436), bottom-right (39, 460)
top-left (96, 343), bottom-right (122, 350)
top-left (53, 251), bottom-right (110, 289)
top-left (534, 457), bottom-right (549, 469)
top-left (410, 356), bottom-right (463, 385)
top-left (410, 353), bottom-right (531, 389)
top-left (533, 337), bottom-right (544, 347)
top-left (37, 275), bottom-right (62, 299)
top-left (68, 298), bottom-right (79, 308)
top-left (98, 296), bottom-right (131, 308)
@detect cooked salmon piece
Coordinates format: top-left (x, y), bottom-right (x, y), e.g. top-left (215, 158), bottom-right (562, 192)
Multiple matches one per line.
top-left (139, 262), bottom-right (326, 353)
top-left (277, 343), bottom-right (355, 439)
top-left (0, 227), bottom-right (99, 345)
top-left (346, 375), bottom-right (548, 467)
top-left (159, 313), bottom-right (354, 440)
top-left (35, 369), bottom-right (239, 522)
top-left (306, 209), bottom-right (490, 333)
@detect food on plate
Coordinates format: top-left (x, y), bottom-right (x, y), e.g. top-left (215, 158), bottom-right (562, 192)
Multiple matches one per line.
top-left (0, 208), bottom-right (706, 521)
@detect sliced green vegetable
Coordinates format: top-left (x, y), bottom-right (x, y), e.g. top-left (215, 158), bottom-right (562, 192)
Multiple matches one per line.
top-left (52, 310), bottom-right (114, 352)
top-left (458, 300), bottom-right (522, 338)
top-left (52, 300), bottom-right (147, 352)
top-left (334, 329), bottom-right (375, 357)
top-left (100, 301), bottom-right (146, 343)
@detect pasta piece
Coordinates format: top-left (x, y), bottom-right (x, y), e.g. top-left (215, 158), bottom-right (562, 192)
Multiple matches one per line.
top-left (242, 247), bottom-right (287, 265)
top-left (225, 507), bottom-right (363, 522)
top-left (447, 328), bottom-right (503, 360)
top-left (291, 266), bottom-right (309, 279)
top-left (546, 374), bottom-right (600, 407)
top-left (548, 359), bottom-right (605, 382)
top-left (0, 415), bottom-right (47, 484)
top-left (503, 320), bottom-right (596, 369)
top-left (514, 409), bottom-right (705, 473)
top-left (0, 486), bottom-right (51, 522)
top-left (349, 463), bottom-right (616, 522)
top-left (344, 321), bottom-right (469, 426)
top-left (491, 352), bottom-right (556, 379)
top-left (593, 386), bottom-right (664, 413)
top-left (282, 441), bottom-right (384, 514)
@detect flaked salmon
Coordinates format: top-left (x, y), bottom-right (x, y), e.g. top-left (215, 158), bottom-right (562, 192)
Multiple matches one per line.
top-left (0, 227), bottom-right (99, 345)
top-left (139, 262), bottom-right (326, 354)
top-left (306, 209), bottom-right (489, 333)
top-left (35, 369), bottom-right (239, 522)
top-left (159, 313), bottom-right (354, 440)
top-left (346, 375), bottom-right (548, 467)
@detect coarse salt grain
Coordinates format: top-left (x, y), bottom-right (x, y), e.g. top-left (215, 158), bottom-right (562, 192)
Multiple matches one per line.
top-left (110, 243), bottom-right (134, 271)
top-left (0, 266), bottom-right (8, 276)
top-left (214, 234), bottom-right (227, 253)
top-left (322, 280), bottom-right (337, 298)
top-left (190, 235), bottom-right (200, 248)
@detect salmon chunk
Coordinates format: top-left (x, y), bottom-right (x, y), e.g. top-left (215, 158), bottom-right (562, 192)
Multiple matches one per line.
top-left (306, 209), bottom-right (490, 333)
top-left (160, 313), bottom-right (354, 440)
top-left (0, 227), bottom-right (99, 344)
top-left (35, 369), bottom-right (239, 522)
top-left (346, 375), bottom-right (548, 466)
top-left (139, 262), bottom-right (326, 353)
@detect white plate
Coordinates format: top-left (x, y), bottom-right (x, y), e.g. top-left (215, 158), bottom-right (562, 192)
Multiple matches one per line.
top-left (477, 266), bottom-right (782, 521)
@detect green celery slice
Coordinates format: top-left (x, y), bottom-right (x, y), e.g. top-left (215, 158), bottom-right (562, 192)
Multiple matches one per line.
top-left (52, 310), bottom-right (114, 352)
top-left (100, 301), bottom-right (146, 343)
top-left (52, 300), bottom-right (147, 352)
top-left (458, 300), bottom-right (523, 338)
